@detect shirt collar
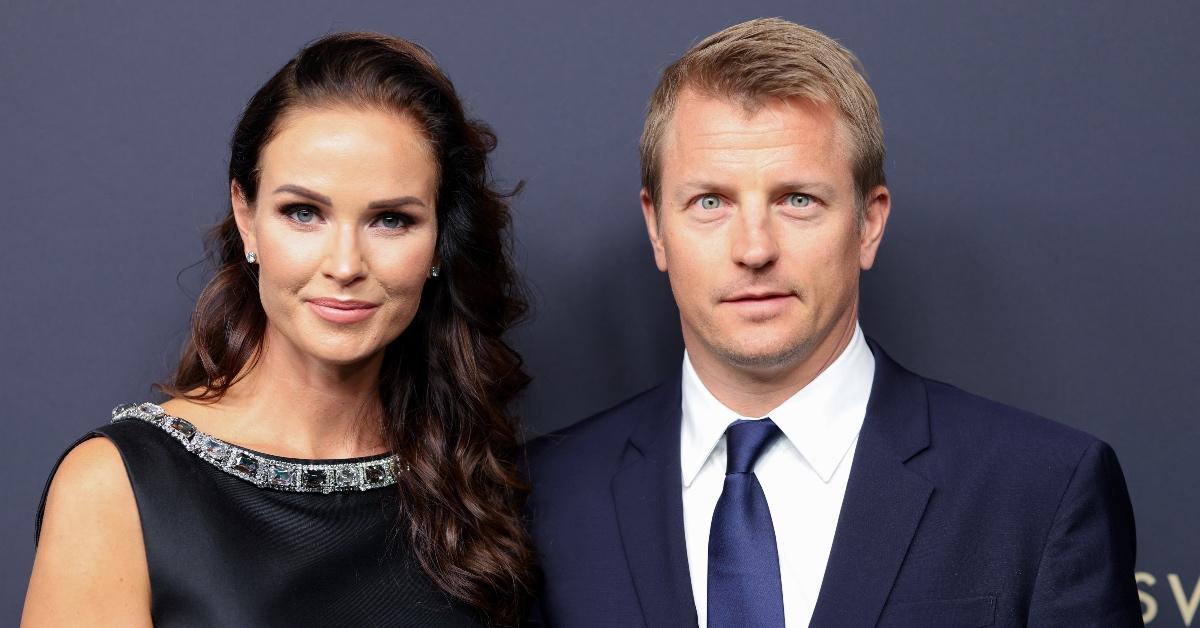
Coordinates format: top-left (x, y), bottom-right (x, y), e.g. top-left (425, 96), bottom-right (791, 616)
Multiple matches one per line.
top-left (680, 323), bottom-right (875, 487)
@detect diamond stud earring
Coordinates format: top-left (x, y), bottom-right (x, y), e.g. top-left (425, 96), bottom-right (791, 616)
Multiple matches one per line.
top-left (430, 265), bottom-right (440, 277)
top-left (246, 252), bottom-right (257, 264)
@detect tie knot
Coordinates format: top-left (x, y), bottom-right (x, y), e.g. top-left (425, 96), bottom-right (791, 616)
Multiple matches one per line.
top-left (724, 419), bottom-right (781, 475)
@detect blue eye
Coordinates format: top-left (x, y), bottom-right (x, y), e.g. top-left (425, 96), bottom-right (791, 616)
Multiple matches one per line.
top-left (375, 214), bottom-right (410, 229)
top-left (787, 194), bottom-right (812, 208)
top-left (283, 205), bottom-right (318, 224)
top-left (698, 195), bottom-right (722, 210)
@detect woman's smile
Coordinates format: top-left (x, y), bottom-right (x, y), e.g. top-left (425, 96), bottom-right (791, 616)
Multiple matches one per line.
top-left (305, 297), bottom-right (381, 324)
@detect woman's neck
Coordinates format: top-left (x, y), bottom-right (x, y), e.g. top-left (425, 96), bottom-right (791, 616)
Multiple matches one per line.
top-left (164, 334), bottom-right (389, 460)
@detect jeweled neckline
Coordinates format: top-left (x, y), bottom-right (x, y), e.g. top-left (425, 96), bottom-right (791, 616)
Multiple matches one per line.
top-left (111, 402), bottom-right (405, 493)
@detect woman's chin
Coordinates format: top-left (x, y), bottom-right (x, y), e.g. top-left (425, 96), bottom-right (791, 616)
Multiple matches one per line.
top-left (297, 343), bottom-right (386, 369)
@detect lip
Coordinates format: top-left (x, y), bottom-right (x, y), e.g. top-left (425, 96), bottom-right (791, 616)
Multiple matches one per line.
top-left (306, 298), bottom-right (380, 324)
top-left (722, 290), bottom-right (794, 302)
top-left (720, 291), bottom-right (796, 319)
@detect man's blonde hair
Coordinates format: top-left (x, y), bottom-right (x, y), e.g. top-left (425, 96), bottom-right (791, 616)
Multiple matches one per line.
top-left (639, 18), bottom-right (885, 213)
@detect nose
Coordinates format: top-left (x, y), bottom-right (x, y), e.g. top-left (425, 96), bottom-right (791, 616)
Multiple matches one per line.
top-left (730, 202), bottom-right (779, 270)
top-left (321, 223), bottom-right (367, 286)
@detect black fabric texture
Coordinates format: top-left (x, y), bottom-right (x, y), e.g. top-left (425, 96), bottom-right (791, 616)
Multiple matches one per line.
top-left (36, 418), bottom-right (482, 628)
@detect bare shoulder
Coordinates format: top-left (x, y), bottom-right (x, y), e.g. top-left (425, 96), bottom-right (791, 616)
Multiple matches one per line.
top-left (22, 437), bottom-right (152, 627)
top-left (44, 437), bottom-right (133, 510)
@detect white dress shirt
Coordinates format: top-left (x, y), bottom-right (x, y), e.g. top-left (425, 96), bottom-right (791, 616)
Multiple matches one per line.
top-left (681, 324), bottom-right (875, 627)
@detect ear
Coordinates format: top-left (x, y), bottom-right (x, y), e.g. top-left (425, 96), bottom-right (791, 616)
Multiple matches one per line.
top-left (640, 188), bottom-right (668, 272)
top-left (858, 184), bottom-right (891, 270)
top-left (231, 180), bottom-right (257, 257)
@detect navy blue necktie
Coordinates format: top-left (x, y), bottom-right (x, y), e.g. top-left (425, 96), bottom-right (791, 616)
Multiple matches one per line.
top-left (708, 418), bottom-right (785, 627)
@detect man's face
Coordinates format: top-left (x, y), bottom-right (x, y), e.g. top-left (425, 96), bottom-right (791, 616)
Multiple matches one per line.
top-left (641, 90), bottom-right (889, 376)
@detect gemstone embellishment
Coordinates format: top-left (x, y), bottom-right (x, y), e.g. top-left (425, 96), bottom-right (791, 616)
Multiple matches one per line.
top-left (232, 454), bottom-right (259, 477)
top-left (364, 464), bottom-right (387, 484)
top-left (167, 417), bottom-right (197, 440)
top-left (110, 403), bottom-right (401, 493)
top-left (302, 469), bottom-right (328, 489)
top-left (200, 438), bottom-right (228, 459)
top-left (337, 466), bottom-right (362, 487)
top-left (269, 467), bottom-right (296, 487)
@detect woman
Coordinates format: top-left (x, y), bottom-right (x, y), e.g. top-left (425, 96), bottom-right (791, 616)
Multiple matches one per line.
top-left (23, 33), bottom-right (534, 627)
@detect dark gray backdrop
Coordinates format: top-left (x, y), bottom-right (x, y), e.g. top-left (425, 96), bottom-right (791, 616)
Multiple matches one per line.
top-left (2, 1), bottom-right (1196, 624)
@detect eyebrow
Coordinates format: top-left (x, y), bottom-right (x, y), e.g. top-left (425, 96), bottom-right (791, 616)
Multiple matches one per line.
top-left (368, 196), bottom-right (427, 210)
top-left (273, 184), bottom-right (428, 210)
top-left (675, 180), bottom-right (838, 200)
top-left (777, 181), bottom-right (837, 198)
top-left (274, 185), bottom-right (331, 205)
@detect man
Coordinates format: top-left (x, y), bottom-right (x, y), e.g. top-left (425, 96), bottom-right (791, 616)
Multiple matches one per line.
top-left (526, 18), bottom-right (1141, 627)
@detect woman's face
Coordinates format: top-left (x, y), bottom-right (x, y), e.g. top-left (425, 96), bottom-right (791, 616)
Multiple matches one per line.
top-left (234, 105), bottom-right (439, 368)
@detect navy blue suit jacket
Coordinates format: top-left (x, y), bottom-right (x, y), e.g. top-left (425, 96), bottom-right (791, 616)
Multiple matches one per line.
top-left (525, 341), bottom-right (1142, 627)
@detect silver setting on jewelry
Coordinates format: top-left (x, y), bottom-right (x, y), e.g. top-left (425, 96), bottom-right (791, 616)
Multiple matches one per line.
top-left (429, 265), bottom-right (440, 277)
top-left (245, 251), bottom-right (257, 264)
top-left (111, 403), bottom-right (404, 493)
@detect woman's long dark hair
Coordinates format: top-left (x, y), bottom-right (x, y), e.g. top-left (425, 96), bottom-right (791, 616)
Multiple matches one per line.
top-left (159, 33), bottom-right (534, 625)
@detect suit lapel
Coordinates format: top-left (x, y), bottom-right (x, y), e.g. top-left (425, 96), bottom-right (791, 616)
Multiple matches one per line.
top-left (610, 375), bottom-right (699, 628)
top-left (810, 341), bottom-right (934, 627)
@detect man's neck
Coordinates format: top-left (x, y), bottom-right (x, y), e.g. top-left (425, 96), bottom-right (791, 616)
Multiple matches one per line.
top-left (686, 317), bottom-right (859, 418)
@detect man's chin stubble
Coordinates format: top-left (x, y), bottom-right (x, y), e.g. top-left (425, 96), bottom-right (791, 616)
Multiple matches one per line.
top-left (712, 337), bottom-right (814, 373)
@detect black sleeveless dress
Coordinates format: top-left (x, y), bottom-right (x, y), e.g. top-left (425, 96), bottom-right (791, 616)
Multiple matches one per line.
top-left (36, 403), bottom-right (484, 628)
